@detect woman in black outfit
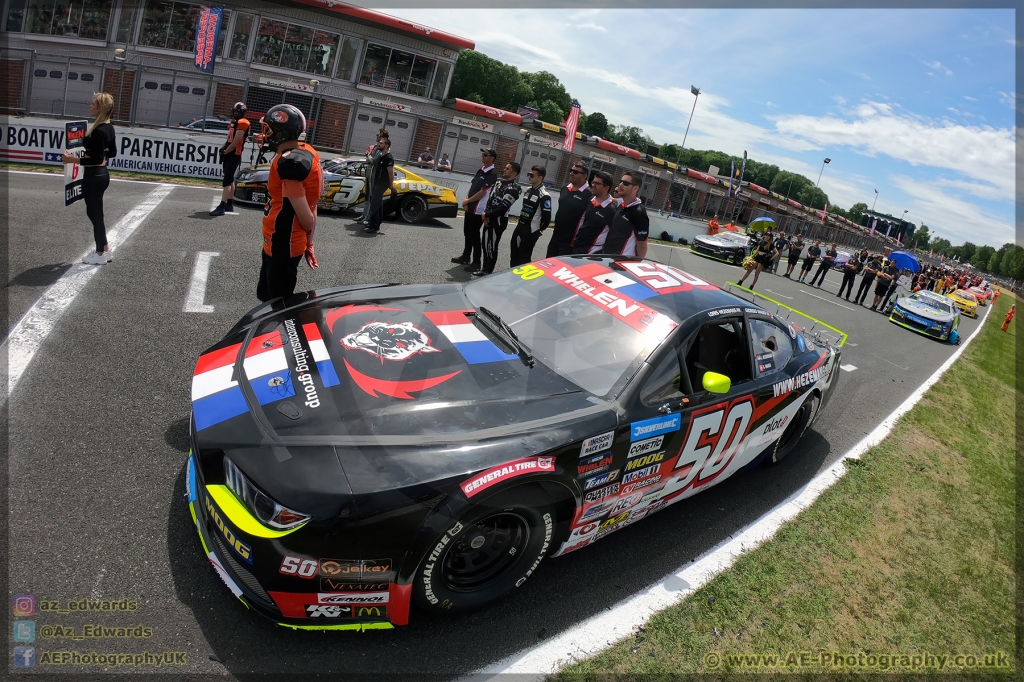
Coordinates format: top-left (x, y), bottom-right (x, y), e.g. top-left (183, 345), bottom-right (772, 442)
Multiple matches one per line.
top-left (737, 232), bottom-right (778, 290)
top-left (62, 92), bottom-right (116, 265)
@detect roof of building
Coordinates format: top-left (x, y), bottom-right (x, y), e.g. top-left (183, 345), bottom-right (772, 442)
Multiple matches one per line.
top-left (286, 0), bottom-right (475, 51)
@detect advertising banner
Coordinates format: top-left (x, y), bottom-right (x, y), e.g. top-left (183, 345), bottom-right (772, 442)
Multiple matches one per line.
top-left (451, 115), bottom-right (493, 132)
top-left (63, 120), bottom-right (87, 206)
top-left (194, 5), bottom-right (224, 74)
top-left (2, 117), bottom-right (227, 180)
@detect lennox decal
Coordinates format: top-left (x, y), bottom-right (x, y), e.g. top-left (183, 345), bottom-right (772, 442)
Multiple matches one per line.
top-left (462, 457), bottom-right (555, 497)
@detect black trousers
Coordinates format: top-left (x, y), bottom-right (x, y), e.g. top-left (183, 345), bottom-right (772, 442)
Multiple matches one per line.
top-left (480, 217), bottom-right (507, 274)
top-left (880, 282), bottom-right (899, 310)
top-left (855, 276), bottom-right (875, 304)
top-left (222, 153), bottom-right (241, 187)
top-left (510, 223), bottom-right (542, 267)
top-left (810, 260), bottom-right (832, 286)
top-left (460, 212), bottom-right (484, 264)
top-left (799, 258), bottom-right (816, 277)
top-left (545, 224), bottom-right (573, 258)
top-left (83, 166), bottom-right (110, 252)
top-left (367, 185), bottom-right (386, 231)
top-left (838, 271), bottom-right (857, 298)
top-left (256, 251), bottom-right (302, 302)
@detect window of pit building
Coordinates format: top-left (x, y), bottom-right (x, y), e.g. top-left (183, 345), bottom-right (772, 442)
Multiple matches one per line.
top-left (251, 16), bottom-right (341, 77)
top-left (359, 41), bottom-right (453, 102)
top-left (19, 0), bottom-right (112, 40)
top-left (115, 0), bottom-right (140, 43)
top-left (227, 11), bottom-right (255, 61)
top-left (138, 1), bottom-right (228, 56)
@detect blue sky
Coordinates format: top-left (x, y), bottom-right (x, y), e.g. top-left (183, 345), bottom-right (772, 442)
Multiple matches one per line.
top-left (359, 7), bottom-right (1017, 248)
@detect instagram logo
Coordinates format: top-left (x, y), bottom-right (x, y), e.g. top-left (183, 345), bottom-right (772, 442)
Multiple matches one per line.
top-left (12, 594), bottom-right (35, 617)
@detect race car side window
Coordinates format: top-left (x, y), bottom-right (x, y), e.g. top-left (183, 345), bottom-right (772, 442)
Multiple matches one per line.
top-left (640, 346), bottom-right (691, 405)
top-left (683, 317), bottom-right (751, 390)
top-left (748, 318), bottom-right (793, 377)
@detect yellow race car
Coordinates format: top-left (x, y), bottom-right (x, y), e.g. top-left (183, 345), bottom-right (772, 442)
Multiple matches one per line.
top-left (947, 289), bottom-right (979, 318)
top-left (234, 156), bottom-right (459, 223)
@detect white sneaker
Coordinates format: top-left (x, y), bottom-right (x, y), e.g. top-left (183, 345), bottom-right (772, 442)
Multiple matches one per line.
top-left (103, 248), bottom-right (113, 262)
top-left (82, 251), bottom-right (106, 265)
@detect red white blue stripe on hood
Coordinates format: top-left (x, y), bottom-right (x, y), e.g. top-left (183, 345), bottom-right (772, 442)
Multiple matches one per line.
top-left (191, 342), bottom-right (248, 431)
top-left (423, 310), bottom-right (518, 364)
top-left (302, 322), bottom-right (341, 387)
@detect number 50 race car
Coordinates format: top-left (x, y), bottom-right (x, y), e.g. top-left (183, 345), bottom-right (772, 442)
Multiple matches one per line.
top-left (187, 256), bottom-right (841, 630)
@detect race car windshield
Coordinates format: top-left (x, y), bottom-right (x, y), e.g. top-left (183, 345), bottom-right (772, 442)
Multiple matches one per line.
top-left (957, 292), bottom-right (976, 301)
top-left (464, 269), bottom-right (673, 396)
top-left (909, 294), bottom-right (954, 312)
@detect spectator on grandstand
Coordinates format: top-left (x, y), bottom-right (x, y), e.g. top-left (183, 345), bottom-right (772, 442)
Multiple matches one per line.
top-left (416, 147), bottom-right (434, 168)
top-left (436, 153), bottom-right (452, 172)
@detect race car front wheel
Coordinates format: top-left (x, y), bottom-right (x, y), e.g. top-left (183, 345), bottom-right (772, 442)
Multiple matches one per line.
top-left (413, 485), bottom-right (556, 614)
top-left (769, 393), bottom-right (819, 464)
top-left (399, 194), bottom-right (429, 223)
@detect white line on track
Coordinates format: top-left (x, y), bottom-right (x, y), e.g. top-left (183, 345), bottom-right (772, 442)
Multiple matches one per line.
top-left (764, 288), bottom-right (794, 299)
top-left (209, 193), bottom-right (239, 215)
top-left (3, 168), bottom-right (209, 188)
top-left (183, 251), bottom-right (221, 313)
top-left (1, 183), bottom-right (175, 402)
top-left (840, 364), bottom-right (858, 372)
top-left (799, 288), bottom-right (855, 310)
top-left (467, 304), bottom-right (994, 681)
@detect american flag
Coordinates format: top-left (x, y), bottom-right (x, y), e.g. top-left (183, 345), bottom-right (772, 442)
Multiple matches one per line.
top-left (562, 101), bottom-right (581, 152)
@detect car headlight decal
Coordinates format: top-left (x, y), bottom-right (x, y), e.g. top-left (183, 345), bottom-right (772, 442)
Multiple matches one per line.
top-left (224, 456), bottom-right (310, 530)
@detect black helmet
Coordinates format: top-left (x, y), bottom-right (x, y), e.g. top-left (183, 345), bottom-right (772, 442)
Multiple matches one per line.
top-left (259, 104), bottom-right (306, 152)
top-left (230, 102), bottom-right (247, 119)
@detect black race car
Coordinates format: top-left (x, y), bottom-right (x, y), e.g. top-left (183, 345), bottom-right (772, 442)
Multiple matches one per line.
top-left (690, 231), bottom-right (756, 265)
top-left (187, 257), bottom-right (842, 630)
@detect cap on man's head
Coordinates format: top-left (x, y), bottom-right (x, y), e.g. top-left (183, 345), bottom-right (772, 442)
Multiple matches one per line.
top-left (481, 147), bottom-right (497, 158)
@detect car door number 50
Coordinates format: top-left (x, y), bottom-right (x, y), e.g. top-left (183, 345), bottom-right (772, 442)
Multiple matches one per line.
top-left (672, 398), bottom-right (754, 491)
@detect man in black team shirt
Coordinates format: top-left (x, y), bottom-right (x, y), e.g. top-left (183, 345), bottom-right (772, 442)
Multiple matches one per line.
top-left (451, 148), bottom-right (498, 271)
top-left (545, 161), bottom-right (592, 257)
top-left (854, 253), bottom-right (879, 305)
top-left (475, 161), bottom-right (522, 276)
top-left (810, 242), bottom-right (838, 287)
top-left (509, 165), bottom-right (552, 267)
top-left (600, 172), bottom-right (649, 257)
top-left (569, 171), bottom-right (617, 254)
top-left (798, 239), bottom-right (821, 283)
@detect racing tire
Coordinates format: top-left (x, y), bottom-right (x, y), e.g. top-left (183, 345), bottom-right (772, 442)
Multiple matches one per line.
top-left (768, 393), bottom-right (819, 465)
top-left (733, 252), bottom-right (744, 266)
top-left (399, 194), bottom-right (429, 223)
top-left (413, 486), bottom-right (556, 614)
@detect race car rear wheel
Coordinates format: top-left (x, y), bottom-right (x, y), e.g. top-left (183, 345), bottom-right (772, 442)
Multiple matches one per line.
top-left (399, 194), bottom-right (429, 223)
top-left (414, 486), bottom-right (555, 613)
top-left (769, 393), bottom-right (819, 464)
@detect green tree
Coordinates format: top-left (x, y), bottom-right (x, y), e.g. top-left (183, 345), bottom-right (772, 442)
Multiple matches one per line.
top-left (930, 236), bottom-right (952, 255)
top-left (536, 99), bottom-right (564, 125)
top-left (660, 143), bottom-right (681, 162)
top-left (748, 162), bottom-right (779, 188)
top-left (847, 202), bottom-right (868, 225)
top-left (988, 251), bottom-right (1001, 273)
top-left (769, 170), bottom-right (811, 201)
top-left (449, 50), bottom-right (532, 112)
top-left (911, 224), bottom-right (930, 250)
top-left (522, 71), bottom-right (572, 120)
top-left (959, 242), bottom-right (977, 266)
top-left (974, 245), bottom-right (995, 272)
top-left (796, 185), bottom-right (829, 210)
top-left (606, 124), bottom-right (650, 150)
top-left (580, 111), bottom-right (609, 137)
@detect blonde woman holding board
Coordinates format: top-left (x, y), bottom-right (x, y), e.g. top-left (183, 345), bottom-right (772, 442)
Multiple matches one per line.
top-left (62, 92), bottom-right (117, 265)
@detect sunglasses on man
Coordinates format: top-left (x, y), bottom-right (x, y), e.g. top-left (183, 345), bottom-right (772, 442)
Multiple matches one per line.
top-left (527, 172), bottom-right (537, 178)
top-left (569, 168), bottom-right (585, 175)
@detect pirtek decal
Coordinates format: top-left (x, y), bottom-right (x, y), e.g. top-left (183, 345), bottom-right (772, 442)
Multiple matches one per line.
top-left (204, 495), bottom-right (252, 564)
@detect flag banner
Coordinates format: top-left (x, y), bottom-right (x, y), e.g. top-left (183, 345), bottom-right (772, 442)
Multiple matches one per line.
top-left (691, 85), bottom-right (700, 96)
top-left (727, 159), bottom-right (735, 197)
top-left (194, 5), bottom-right (224, 74)
top-left (738, 150), bottom-right (748, 198)
top-left (870, 218), bottom-right (876, 236)
top-left (64, 120), bottom-right (87, 206)
top-left (562, 101), bottom-right (581, 152)
top-left (821, 203), bottom-right (827, 224)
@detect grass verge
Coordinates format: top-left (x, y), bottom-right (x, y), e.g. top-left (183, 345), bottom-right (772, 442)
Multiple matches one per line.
top-left (556, 293), bottom-right (1016, 678)
top-left (1, 161), bottom-right (222, 188)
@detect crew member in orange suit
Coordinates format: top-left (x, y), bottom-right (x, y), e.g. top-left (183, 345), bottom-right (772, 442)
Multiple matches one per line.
top-left (1002, 304), bottom-right (1015, 332)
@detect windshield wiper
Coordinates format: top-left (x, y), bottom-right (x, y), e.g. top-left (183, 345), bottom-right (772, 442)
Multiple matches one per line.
top-left (474, 307), bottom-right (535, 367)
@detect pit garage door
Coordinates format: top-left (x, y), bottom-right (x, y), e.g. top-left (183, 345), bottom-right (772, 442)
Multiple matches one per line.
top-left (349, 107), bottom-right (415, 161)
top-left (436, 124), bottom-right (496, 174)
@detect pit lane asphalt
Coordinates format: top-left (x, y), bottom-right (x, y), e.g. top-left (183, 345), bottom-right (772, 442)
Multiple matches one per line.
top-left (4, 171), bottom-right (981, 678)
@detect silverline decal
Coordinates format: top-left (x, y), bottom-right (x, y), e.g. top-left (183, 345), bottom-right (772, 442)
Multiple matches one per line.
top-left (284, 319), bottom-right (321, 408)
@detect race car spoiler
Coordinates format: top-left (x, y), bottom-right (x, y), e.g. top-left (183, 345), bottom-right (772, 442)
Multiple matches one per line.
top-left (723, 282), bottom-right (849, 349)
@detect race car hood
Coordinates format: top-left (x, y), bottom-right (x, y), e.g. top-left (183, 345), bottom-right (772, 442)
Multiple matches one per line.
top-left (694, 234), bottom-right (747, 248)
top-left (191, 284), bottom-right (598, 445)
top-left (894, 295), bottom-right (956, 322)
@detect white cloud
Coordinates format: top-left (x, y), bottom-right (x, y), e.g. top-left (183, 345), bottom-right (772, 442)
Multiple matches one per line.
top-left (963, 95), bottom-right (978, 101)
top-left (771, 104), bottom-right (1015, 196)
top-left (947, 107), bottom-right (960, 114)
top-left (576, 22), bottom-right (607, 32)
top-left (996, 91), bottom-right (1018, 108)
top-left (834, 95), bottom-right (847, 105)
top-left (889, 175), bottom-right (1014, 247)
top-left (920, 59), bottom-right (953, 76)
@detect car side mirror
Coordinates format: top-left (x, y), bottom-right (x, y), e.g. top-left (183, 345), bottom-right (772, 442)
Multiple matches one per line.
top-left (702, 371), bottom-right (731, 394)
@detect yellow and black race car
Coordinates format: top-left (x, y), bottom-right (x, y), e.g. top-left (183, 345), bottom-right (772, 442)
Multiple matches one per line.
top-left (233, 156), bottom-right (458, 223)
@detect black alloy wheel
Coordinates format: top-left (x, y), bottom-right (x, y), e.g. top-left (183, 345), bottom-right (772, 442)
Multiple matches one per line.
top-left (769, 394), bottom-right (819, 464)
top-left (399, 194), bottom-right (429, 223)
top-left (413, 485), bottom-right (556, 613)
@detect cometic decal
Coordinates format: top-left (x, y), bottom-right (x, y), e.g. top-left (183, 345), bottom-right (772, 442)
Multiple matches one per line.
top-left (627, 436), bottom-right (663, 458)
top-left (461, 457), bottom-right (556, 498)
